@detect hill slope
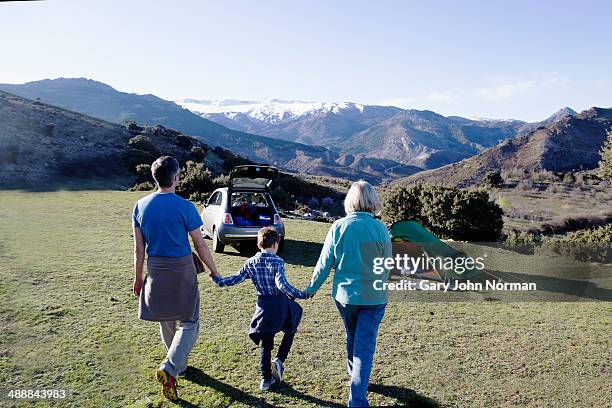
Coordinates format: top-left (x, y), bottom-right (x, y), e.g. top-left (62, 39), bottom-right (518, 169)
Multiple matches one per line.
top-left (395, 107), bottom-right (612, 187)
top-left (0, 90), bottom-right (253, 188)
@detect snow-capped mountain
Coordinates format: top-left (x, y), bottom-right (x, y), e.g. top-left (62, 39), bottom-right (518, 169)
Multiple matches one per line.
top-left (175, 98), bottom-right (401, 147)
top-left (176, 99), bottom-right (368, 123)
top-left (176, 97), bottom-right (579, 170)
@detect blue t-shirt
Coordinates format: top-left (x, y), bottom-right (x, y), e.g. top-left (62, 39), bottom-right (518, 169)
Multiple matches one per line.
top-left (132, 192), bottom-right (204, 257)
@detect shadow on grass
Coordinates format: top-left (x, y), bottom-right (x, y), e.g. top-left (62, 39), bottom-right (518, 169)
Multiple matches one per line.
top-left (217, 238), bottom-right (323, 268)
top-left (271, 382), bottom-right (344, 408)
top-left (182, 367), bottom-right (276, 408)
top-left (281, 239), bottom-right (323, 268)
top-left (369, 383), bottom-right (440, 407)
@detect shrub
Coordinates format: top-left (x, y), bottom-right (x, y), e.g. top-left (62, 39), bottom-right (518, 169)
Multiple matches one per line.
top-left (562, 172), bottom-right (576, 184)
top-left (175, 134), bottom-right (193, 150)
top-left (321, 197), bottom-right (335, 210)
top-left (540, 224), bottom-right (612, 263)
top-left (128, 135), bottom-right (161, 156)
top-left (123, 148), bottom-right (157, 172)
top-left (502, 230), bottom-right (541, 254)
top-left (308, 197), bottom-right (320, 209)
top-left (190, 145), bottom-right (207, 162)
top-left (176, 161), bottom-right (214, 199)
top-left (212, 174), bottom-right (230, 188)
top-left (129, 181), bottom-right (155, 191)
top-left (599, 129), bottom-right (612, 179)
top-left (382, 184), bottom-right (504, 241)
top-left (483, 171), bottom-right (503, 188)
top-left (125, 121), bottom-right (144, 134)
top-left (135, 164), bottom-right (153, 184)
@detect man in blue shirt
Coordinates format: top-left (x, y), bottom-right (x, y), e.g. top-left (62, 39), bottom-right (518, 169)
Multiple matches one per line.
top-left (131, 156), bottom-right (220, 401)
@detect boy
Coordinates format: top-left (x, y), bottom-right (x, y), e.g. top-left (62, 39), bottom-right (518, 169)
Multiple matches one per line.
top-left (212, 227), bottom-right (309, 390)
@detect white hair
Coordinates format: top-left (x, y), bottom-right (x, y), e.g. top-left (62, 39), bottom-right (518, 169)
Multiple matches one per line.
top-left (344, 180), bottom-right (383, 215)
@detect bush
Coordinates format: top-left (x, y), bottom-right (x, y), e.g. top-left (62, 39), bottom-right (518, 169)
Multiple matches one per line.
top-left (128, 135), bottom-right (161, 156)
top-left (190, 145), bottom-right (207, 162)
top-left (599, 130), bottom-right (612, 179)
top-left (540, 224), bottom-right (612, 263)
top-left (382, 184), bottom-right (504, 241)
top-left (123, 148), bottom-right (157, 172)
top-left (129, 181), bottom-right (155, 191)
top-left (175, 134), bottom-right (193, 150)
top-left (321, 197), bottom-right (335, 210)
top-left (135, 164), bottom-right (153, 184)
top-left (308, 197), bottom-right (320, 209)
top-left (176, 161), bottom-right (214, 199)
top-left (502, 230), bottom-right (541, 254)
top-left (125, 121), bottom-right (144, 134)
top-left (483, 171), bottom-right (503, 188)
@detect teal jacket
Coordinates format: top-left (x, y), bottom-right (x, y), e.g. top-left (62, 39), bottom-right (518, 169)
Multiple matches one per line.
top-left (304, 211), bottom-right (392, 305)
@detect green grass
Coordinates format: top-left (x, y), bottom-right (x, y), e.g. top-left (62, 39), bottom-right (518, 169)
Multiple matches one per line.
top-left (0, 190), bottom-right (610, 407)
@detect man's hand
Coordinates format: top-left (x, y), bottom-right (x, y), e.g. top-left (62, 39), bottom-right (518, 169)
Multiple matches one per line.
top-left (132, 276), bottom-right (143, 297)
top-left (209, 269), bottom-right (221, 280)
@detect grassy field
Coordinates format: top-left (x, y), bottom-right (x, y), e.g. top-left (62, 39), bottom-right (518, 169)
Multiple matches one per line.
top-left (494, 182), bottom-right (612, 232)
top-left (0, 190), bottom-right (610, 408)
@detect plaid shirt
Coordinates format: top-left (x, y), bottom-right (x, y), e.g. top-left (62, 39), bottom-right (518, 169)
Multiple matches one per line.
top-left (213, 252), bottom-right (308, 299)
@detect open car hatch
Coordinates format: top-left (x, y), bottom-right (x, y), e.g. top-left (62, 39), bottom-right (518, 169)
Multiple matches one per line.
top-left (229, 165), bottom-right (278, 190)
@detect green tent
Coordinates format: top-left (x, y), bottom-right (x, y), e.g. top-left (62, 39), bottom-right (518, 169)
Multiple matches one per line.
top-left (389, 220), bottom-right (481, 280)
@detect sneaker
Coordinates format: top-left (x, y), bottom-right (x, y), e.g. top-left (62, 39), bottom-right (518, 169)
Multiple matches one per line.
top-left (271, 357), bottom-right (284, 382)
top-left (259, 376), bottom-right (276, 391)
top-left (155, 369), bottom-right (178, 401)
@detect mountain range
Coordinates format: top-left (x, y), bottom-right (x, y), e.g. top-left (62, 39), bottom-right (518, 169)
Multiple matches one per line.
top-left (2, 77), bottom-right (606, 188)
top-left (0, 79), bottom-right (419, 183)
top-left (396, 107), bottom-right (612, 187)
top-left (177, 98), bottom-right (578, 169)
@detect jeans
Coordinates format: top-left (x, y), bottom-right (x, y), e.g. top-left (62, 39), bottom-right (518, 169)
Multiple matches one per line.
top-left (159, 315), bottom-right (200, 378)
top-left (259, 331), bottom-right (296, 381)
top-left (335, 300), bottom-right (386, 408)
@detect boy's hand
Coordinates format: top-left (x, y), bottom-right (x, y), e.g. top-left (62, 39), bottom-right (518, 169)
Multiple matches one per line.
top-left (209, 269), bottom-right (221, 279)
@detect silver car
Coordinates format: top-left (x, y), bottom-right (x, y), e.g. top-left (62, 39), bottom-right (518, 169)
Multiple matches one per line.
top-left (200, 165), bottom-right (285, 253)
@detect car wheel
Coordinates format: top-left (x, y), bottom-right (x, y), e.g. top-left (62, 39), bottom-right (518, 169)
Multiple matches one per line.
top-left (212, 227), bottom-right (225, 253)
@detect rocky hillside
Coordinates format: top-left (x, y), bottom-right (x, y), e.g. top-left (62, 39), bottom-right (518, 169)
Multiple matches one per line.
top-left (0, 90), bottom-right (251, 188)
top-left (394, 107), bottom-right (612, 187)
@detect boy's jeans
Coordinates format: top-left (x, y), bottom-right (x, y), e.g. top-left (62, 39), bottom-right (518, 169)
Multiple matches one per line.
top-left (335, 300), bottom-right (386, 408)
top-left (159, 314), bottom-right (200, 378)
top-left (260, 331), bottom-right (296, 381)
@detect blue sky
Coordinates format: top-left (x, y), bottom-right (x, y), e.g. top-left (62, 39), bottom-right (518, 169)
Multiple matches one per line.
top-left (0, 0), bottom-right (610, 121)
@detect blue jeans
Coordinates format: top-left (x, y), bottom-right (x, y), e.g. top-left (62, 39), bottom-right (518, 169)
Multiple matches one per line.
top-left (335, 300), bottom-right (386, 408)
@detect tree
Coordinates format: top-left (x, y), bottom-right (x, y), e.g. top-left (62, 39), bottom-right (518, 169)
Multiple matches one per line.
top-left (382, 184), bottom-right (504, 241)
top-left (308, 197), bottom-right (320, 209)
top-left (176, 161), bottom-right (214, 200)
top-left (598, 130), bottom-right (612, 179)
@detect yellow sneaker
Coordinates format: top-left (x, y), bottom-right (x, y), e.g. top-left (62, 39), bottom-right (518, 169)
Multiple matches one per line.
top-left (155, 369), bottom-right (178, 401)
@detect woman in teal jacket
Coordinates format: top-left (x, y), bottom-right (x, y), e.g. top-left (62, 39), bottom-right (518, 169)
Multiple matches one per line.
top-left (304, 180), bottom-right (391, 408)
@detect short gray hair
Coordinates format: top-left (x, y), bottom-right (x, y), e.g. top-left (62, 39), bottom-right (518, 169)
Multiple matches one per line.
top-left (344, 180), bottom-right (383, 215)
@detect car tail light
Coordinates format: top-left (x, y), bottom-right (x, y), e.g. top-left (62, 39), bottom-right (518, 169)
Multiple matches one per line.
top-left (274, 214), bottom-right (282, 225)
top-left (223, 213), bottom-right (234, 225)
